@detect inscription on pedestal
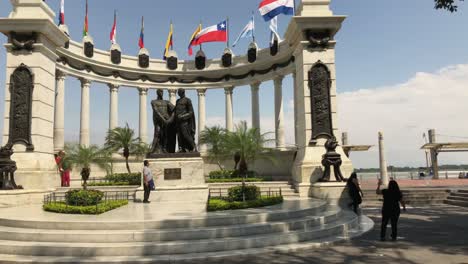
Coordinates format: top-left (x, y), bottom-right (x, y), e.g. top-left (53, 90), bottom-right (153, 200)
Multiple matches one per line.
top-left (164, 168), bottom-right (181, 180)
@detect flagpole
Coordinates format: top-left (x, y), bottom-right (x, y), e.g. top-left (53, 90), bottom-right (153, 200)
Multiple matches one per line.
top-left (170, 20), bottom-right (173, 51)
top-left (199, 21), bottom-right (203, 52)
top-left (293, 0), bottom-right (297, 15)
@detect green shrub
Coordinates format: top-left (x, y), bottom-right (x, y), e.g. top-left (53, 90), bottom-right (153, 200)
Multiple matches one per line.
top-left (206, 178), bottom-right (267, 183)
top-left (207, 196), bottom-right (283, 211)
top-left (208, 170), bottom-right (258, 179)
top-left (228, 185), bottom-right (260, 201)
top-left (105, 173), bottom-right (141, 185)
top-left (43, 200), bottom-right (128, 215)
top-left (65, 189), bottom-right (104, 206)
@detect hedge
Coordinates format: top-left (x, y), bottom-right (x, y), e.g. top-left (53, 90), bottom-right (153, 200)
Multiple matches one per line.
top-left (206, 178), bottom-right (268, 183)
top-left (228, 185), bottom-right (260, 201)
top-left (105, 173), bottom-right (141, 185)
top-left (43, 200), bottom-right (128, 215)
top-left (207, 196), bottom-right (283, 212)
top-left (208, 170), bottom-right (258, 179)
top-left (87, 182), bottom-right (135, 187)
top-left (65, 189), bottom-right (104, 206)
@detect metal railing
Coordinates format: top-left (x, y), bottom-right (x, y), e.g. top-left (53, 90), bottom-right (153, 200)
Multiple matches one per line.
top-left (208, 187), bottom-right (282, 199)
top-left (43, 191), bottom-right (132, 206)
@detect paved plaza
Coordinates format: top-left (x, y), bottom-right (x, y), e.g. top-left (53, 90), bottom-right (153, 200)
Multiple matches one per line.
top-left (178, 205), bottom-right (468, 264)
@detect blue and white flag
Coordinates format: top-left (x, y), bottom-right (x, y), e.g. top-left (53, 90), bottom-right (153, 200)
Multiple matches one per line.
top-left (270, 16), bottom-right (280, 45)
top-left (232, 15), bottom-right (255, 47)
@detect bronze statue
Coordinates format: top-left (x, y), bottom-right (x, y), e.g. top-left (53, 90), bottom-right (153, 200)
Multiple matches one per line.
top-left (175, 88), bottom-right (197, 152)
top-left (150, 89), bottom-right (176, 154)
top-left (319, 136), bottom-right (345, 182)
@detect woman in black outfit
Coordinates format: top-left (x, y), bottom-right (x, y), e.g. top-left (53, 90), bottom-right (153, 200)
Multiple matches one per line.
top-left (347, 172), bottom-right (364, 214)
top-left (377, 179), bottom-right (406, 241)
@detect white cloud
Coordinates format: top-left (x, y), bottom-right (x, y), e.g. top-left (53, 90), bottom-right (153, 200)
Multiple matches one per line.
top-left (338, 64), bottom-right (468, 168)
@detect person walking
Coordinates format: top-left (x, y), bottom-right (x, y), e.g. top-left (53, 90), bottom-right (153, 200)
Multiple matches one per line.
top-left (347, 172), bottom-right (364, 214)
top-left (377, 179), bottom-right (406, 241)
top-left (142, 160), bottom-right (154, 203)
top-left (54, 151), bottom-right (65, 187)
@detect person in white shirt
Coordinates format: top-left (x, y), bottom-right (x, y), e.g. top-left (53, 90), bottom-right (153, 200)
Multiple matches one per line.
top-left (142, 160), bottom-right (153, 203)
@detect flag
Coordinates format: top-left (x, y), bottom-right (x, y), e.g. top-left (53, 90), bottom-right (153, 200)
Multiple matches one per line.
top-left (191, 20), bottom-right (227, 47)
top-left (258, 0), bottom-right (294, 22)
top-left (82, 0), bottom-right (88, 37)
top-left (163, 23), bottom-right (174, 60)
top-left (232, 15), bottom-right (255, 47)
top-left (58, 0), bottom-right (65, 25)
top-left (188, 24), bottom-right (202, 56)
top-left (138, 16), bottom-right (145, 49)
top-left (110, 10), bottom-right (117, 44)
top-left (270, 16), bottom-right (281, 44)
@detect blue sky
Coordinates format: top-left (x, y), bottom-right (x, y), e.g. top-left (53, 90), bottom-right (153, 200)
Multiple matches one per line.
top-left (0, 0), bottom-right (467, 168)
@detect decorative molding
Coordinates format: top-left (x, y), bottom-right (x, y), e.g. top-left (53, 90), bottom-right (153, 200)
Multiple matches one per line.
top-left (224, 86), bottom-right (234, 95)
top-left (138, 54), bottom-right (149, 68)
top-left (9, 32), bottom-right (36, 51)
top-left (305, 29), bottom-right (332, 49)
top-left (83, 41), bottom-right (94, 58)
top-left (167, 56), bottom-right (178, 70)
top-left (197, 89), bottom-right (207, 97)
top-left (195, 50), bottom-right (206, 70)
top-left (110, 49), bottom-right (121, 64)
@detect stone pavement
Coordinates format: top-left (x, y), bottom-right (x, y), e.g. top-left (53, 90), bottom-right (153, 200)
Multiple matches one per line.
top-left (178, 205), bottom-right (468, 264)
top-left (360, 179), bottom-right (468, 190)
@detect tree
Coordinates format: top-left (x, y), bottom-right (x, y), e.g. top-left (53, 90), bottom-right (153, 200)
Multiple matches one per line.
top-left (199, 126), bottom-right (227, 170)
top-left (435, 0), bottom-right (464, 12)
top-left (64, 144), bottom-right (111, 189)
top-left (222, 121), bottom-right (276, 201)
top-left (104, 124), bottom-right (146, 174)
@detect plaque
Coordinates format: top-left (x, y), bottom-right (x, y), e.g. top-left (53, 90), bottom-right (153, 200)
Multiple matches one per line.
top-left (164, 168), bottom-right (181, 180)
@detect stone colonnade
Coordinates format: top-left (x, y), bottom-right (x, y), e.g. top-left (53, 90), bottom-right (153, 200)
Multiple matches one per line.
top-left (53, 72), bottom-right (287, 151)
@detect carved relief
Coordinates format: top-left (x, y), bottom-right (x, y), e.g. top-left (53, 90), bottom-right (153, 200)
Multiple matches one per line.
top-left (222, 52), bottom-right (232, 67)
top-left (270, 38), bottom-right (279, 56)
top-left (139, 54), bottom-right (149, 68)
top-left (6, 64), bottom-right (34, 151)
top-left (167, 56), bottom-right (178, 70)
top-left (84, 41), bottom-right (94, 58)
top-left (195, 50), bottom-right (206, 70)
top-left (9, 32), bottom-right (36, 51)
top-left (248, 47), bottom-right (257, 63)
top-left (110, 49), bottom-right (121, 64)
top-left (306, 30), bottom-right (331, 49)
top-left (308, 61), bottom-right (333, 144)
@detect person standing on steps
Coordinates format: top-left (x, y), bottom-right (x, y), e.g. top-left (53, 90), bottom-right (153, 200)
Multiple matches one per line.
top-left (377, 179), bottom-right (406, 241)
top-left (347, 172), bottom-right (364, 214)
top-left (143, 160), bottom-right (154, 203)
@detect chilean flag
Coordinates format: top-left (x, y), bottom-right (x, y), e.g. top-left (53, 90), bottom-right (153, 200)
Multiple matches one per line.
top-left (258, 0), bottom-right (294, 22)
top-left (191, 20), bottom-right (227, 46)
top-left (58, 0), bottom-right (65, 25)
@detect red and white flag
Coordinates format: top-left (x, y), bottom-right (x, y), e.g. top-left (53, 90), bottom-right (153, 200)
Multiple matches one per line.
top-left (191, 20), bottom-right (227, 46)
top-left (110, 10), bottom-right (117, 44)
top-left (58, 0), bottom-right (65, 25)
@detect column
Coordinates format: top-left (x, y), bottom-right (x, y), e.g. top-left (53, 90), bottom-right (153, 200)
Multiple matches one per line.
top-left (79, 78), bottom-right (91, 147)
top-left (169, 89), bottom-right (177, 105)
top-left (197, 89), bottom-right (207, 152)
top-left (428, 129), bottom-right (439, 179)
top-left (292, 71), bottom-right (298, 147)
top-left (225, 86), bottom-right (234, 131)
top-left (54, 70), bottom-right (66, 151)
top-left (379, 132), bottom-right (389, 186)
top-left (274, 76), bottom-right (285, 149)
top-left (108, 83), bottom-right (119, 131)
top-left (250, 82), bottom-right (260, 131)
top-left (138, 88), bottom-right (148, 143)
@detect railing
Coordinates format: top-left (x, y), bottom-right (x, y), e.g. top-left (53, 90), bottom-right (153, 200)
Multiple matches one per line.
top-left (43, 191), bottom-right (132, 206)
top-left (208, 187), bottom-right (282, 199)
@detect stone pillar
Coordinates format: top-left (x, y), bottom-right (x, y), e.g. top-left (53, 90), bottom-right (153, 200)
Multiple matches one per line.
top-left (428, 129), bottom-right (439, 179)
top-left (225, 86), bottom-right (234, 131)
top-left (79, 78), bottom-right (91, 147)
top-left (54, 70), bottom-right (66, 151)
top-left (250, 82), bottom-right (261, 131)
top-left (379, 132), bottom-right (389, 186)
top-left (197, 89), bottom-right (207, 152)
top-left (108, 83), bottom-right (119, 131)
top-left (292, 71), bottom-right (298, 146)
top-left (138, 88), bottom-right (148, 143)
top-left (169, 89), bottom-right (177, 105)
top-left (274, 76), bottom-right (286, 149)
top-left (342, 132), bottom-right (348, 145)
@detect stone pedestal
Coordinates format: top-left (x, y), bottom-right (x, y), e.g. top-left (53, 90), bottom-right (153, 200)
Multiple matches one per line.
top-left (310, 182), bottom-right (351, 207)
top-left (145, 157), bottom-right (208, 202)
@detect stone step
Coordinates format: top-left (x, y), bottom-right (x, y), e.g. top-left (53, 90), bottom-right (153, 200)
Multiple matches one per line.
top-left (0, 202), bottom-right (328, 230)
top-left (0, 213), bottom-right (358, 257)
top-left (445, 196), bottom-right (468, 202)
top-left (0, 210), bottom-right (342, 243)
top-left (444, 199), bottom-right (468, 208)
top-left (457, 189), bottom-right (468, 194)
top-left (450, 192), bottom-right (468, 198)
top-left (0, 216), bottom-right (374, 264)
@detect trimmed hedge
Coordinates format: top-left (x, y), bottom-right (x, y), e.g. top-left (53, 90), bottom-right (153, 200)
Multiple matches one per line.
top-left (43, 200), bottom-right (128, 215)
top-left (87, 182), bottom-right (134, 187)
top-left (206, 178), bottom-right (267, 183)
top-left (208, 170), bottom-right (257, 179)
top-left (207, 196), bottom-right (283, 211)
top-left (105, 173), bottom-right (141, 185)
top-left (65, 190), bottom-right (104, 206)
top-left (228, 185), bottom-right (260, 201)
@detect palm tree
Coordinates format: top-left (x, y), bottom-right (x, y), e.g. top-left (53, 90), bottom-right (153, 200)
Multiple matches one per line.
top-left (222, 121), bottom-right (276, 201)
top-left (64, 144), bottom-right (111, 189)
top-left (199, 126), bottom-right (227, 170)
top-left (104, 124), bottom-right (146, 174)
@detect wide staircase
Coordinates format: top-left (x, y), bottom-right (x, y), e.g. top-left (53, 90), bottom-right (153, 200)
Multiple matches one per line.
top-left (208, 181), bottom-right (300, 198)
top-left (444, 189), bottom-right (468, 207)
top-left (0, 200), bottom-right (373, 263)
top-left (362, 188), bottom-right (451, 207)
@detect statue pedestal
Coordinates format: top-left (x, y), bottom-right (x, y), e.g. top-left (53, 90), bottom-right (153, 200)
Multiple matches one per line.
top-left (310, 182), bottom-right (351, 207)
top-left (139, 157), bottom-right (208, 202)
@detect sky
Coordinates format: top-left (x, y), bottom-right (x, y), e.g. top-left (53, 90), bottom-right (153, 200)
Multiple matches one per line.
top-left (0, 0), bottom-right (468, 168)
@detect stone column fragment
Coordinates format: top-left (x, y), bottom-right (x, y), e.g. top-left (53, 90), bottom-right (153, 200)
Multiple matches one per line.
top-left (54, 70), bottom-right (66, 151)
top-left (225, 86), bottom-right (234, 131)
top-left (250, 82), bottom-right (260, 131)
top-left (139, 88), bottom-right (148, 143)
top-left (274, 76), bottom-right (285, 149)
top-left (108, 83), bottom-right (119, 131)
top-left (197, 89), bottom-right (207, 152)
top-left (379, 132), bottom-right (389, 186)
top-left (79, 78), bottom-right (91, 147)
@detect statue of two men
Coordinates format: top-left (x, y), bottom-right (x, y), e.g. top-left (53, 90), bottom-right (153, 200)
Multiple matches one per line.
top-left (150, 88), bottom-right (197, 154)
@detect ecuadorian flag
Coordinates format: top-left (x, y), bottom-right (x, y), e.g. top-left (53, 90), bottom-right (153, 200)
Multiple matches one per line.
top-left (163, 24), bottom-right (174, 60)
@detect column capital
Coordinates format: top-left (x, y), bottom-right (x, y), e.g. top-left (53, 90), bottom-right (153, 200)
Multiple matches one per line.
top-left (55, 70), bottom-right (66, 81)
top-left (224, 86), bottom-right (234, 95)
top-left (138, 87), bottom-right (148, 95)
top-left (273, 75), bottom-right (285, 85)
top-left (108, 83), bottom-right (120, 92)
top-left (197, 89), bottom-right (207, 97)
top-left (79, 78), bottom-right (91, 87)
top-left (250, 82), bottom-right (261, 92)
top-left (168, 89), bottom-right (177, 95)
